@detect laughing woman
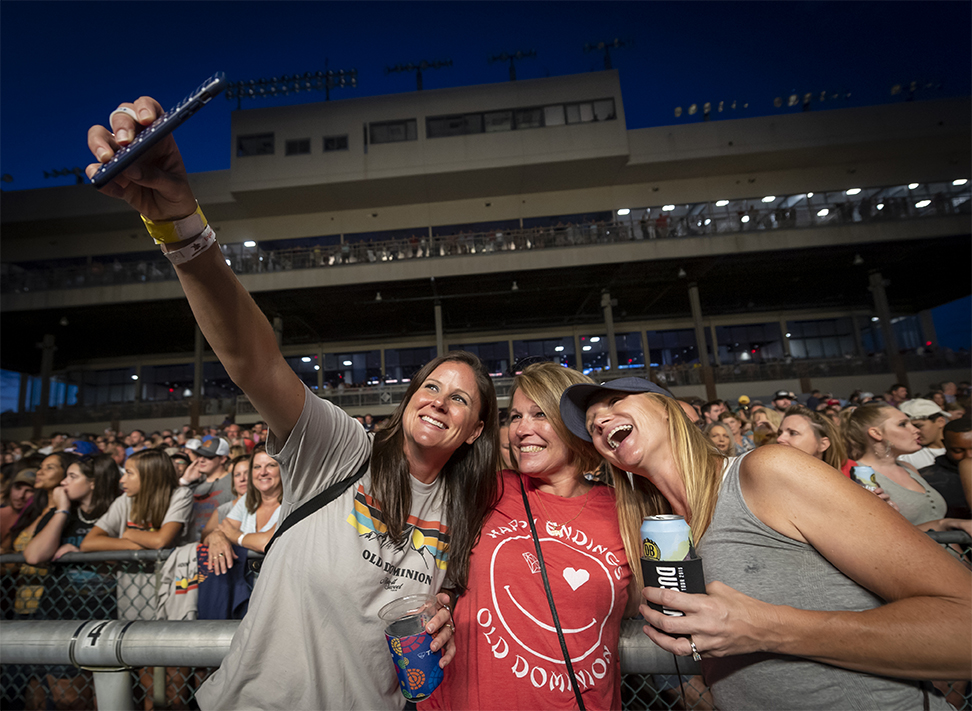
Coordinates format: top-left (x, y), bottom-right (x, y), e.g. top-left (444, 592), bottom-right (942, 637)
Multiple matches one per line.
top-left (559, 378), bottom-right (970, 711)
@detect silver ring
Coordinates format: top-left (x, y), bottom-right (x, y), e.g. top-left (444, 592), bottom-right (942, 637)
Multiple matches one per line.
top-left (109, 107), bottom-right (139, 123)
top-left (690, 638), bottom-right (702, 662)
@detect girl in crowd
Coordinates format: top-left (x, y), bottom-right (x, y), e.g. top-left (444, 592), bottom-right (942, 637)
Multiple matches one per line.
top-left (206, 449), bottom-right (282, 573)
top-left (0, 470), bottom-right (35, 551)
top-left (560, 378), bottom-right (969, 710)
top-left (775, 404), bottom-right (846, 472)
top-left (87, 97), bottom-right (496, 709)
top-left (20, 455), bottom-right (121, 710)
top-left (704, 421), bottom-right (737, 456)
top-left (6, 452), bottom-right (78, 616)
top-left (844, 403), bottom-right (950, 526)
top-left (430, 363), bottom-right (636, 711)
top-left (199, 454), bottom-right (249, 541)
top-left (81, 449), bottom-right (193, 552)
top-left (718, 411), bottom-right (754, 454)
top-left (749, 406), bottom-right (782, 447)
top-left (24, 454), bottom-right (120, 566)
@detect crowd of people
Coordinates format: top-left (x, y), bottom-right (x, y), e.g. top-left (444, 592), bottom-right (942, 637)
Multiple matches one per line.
top-left (1, 376), bottom-right (969, 708)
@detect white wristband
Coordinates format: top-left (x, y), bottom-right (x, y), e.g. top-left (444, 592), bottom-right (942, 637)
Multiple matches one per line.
top-left (178, 477), bottom-right (190, 487)
top-left (161, 224), bottom-right (217, 266)
top-left (237, 533), bottom-right (246, 546)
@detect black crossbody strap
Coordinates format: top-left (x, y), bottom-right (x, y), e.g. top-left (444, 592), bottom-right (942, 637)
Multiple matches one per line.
top-left (263, 457), bottom-right (369, 558)
top-left (518, 475), bottom-right (587, 711)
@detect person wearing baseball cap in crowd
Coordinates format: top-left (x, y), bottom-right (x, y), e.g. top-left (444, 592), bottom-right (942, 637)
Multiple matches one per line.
top-left (557, 376), bottom-right (969, 711)
top-left (771, 390), bottom-right (797, 414)
top-left (177, 437), bottom-right (234, 541)
top-left (897, 399), bottom-right (950, 470)
top-left (183, 438), bottom-right (203, 462)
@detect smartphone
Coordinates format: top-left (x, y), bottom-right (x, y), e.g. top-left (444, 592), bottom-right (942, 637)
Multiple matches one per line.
top-left (89, 72), bottom-right (227, 188)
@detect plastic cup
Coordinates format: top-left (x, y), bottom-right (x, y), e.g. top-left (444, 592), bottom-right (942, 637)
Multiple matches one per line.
top-left (378, 593), bottom-right (444, 702)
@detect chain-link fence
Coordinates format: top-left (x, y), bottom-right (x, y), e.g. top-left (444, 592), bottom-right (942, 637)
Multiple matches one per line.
top-left (1, 541), bottom-right (969, 710)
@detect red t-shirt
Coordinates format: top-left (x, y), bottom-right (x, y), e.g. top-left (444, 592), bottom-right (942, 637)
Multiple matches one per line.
top-left (429, 469), bottom-right (631, 711)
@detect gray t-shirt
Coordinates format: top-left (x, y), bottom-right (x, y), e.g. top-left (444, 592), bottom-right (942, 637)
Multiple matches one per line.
top-left (698, 453), bottom-right (951, 711)
top-left (95, 487), bottom-right (194, 544)
top-left (196, 385), bottom-right (450, 710)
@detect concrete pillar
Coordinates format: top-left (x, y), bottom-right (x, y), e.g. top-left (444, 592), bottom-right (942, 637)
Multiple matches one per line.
top-left (133, 363), bottom-right (143, 402)
top-left (18, 372), bottom-right (29, 415)
top-left (434, 301), bottom-right (445, 357)
top-left (379, 348), bottom-right (386, 383)
top-left (779, 318), bottom-right (792, 357)
top-left (640, 330), bottom-right (651, 379)
top-left (601, 290), bottom-right (618, 370)
top-left (850, 314), bottom-right (865, 357)
top-left (868, 271), bottom-right (908, 387)
top-left (31, 334), bottom-right (56, 439)
top-left (191, 326), bottom-right (204, 430)
top-left (688, 284), bottom-right (716, 400)
top-left (709, 324), bottom-right (721, 366)
top-left (317, 346), bottom-right (325, 391)
top-left (574, 333), bottom-right (584, 372)
top-left (272, 316), bottom-right (283, 348)
top-left (508, 340), bottom-right (515, 372)
top-left (919, 309), bottom-right (939, 351)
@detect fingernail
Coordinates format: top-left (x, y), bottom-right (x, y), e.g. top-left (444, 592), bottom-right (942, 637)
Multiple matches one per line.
top-left (96, 149), bottom-right (112, 162)
top-left (138, 109), bottom-right (152, 121)
top-left (116, 129), bottom-right (131, 143)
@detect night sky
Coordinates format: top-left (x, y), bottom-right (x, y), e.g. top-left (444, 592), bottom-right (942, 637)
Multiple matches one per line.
top-left (1, 1), bottom-right (970, 191)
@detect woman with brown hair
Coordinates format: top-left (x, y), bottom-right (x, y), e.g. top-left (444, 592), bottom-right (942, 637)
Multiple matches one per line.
top-left (86, 92), bottom-right (500, 708)
top-left (82, 449), bottom-right (193, 552)
top-left (560, 378), bottom-right (969, 710)
top-left (776, 404), bottom-right (846, 471)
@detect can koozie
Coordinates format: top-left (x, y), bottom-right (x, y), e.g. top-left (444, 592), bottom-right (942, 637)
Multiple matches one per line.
top-left (641, 557), bottom-right (706, 638)
top-left (385, 631), bottom-right (444, 701)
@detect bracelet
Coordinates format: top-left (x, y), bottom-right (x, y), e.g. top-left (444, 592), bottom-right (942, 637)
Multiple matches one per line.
top-left (161, 225), bottom-right (217, 266)
top-left (141, 202), bottom-right (208, 245)
top-left (178, 477), bottom-right (190, 487)
top-left (237, 533), bottom-right (246, 546)
top-left (54, 510), bottom-right (71, 516)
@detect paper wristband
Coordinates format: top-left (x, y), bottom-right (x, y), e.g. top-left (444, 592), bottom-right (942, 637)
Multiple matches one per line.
top-left (141, 202), bottom-right (208, 245)
top-left (162, 225), bottom-right (217, 266)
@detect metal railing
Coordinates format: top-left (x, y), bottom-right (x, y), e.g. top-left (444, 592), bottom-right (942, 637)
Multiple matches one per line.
top-left (2, 180), bottom-right (968, 295)
top-left (2, 535), bottom-right (969, 709)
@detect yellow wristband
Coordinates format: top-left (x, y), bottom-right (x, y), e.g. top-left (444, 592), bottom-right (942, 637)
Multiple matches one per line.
top-left (141, 203), bottom-right (208, 245)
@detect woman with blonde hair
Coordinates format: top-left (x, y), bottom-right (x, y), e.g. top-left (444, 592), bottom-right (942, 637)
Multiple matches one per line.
top-left (776, 404), bottom-right (846, 472)
top-left (559, 378), bottom-right (969, 710)
top-left (430, 363), bottom-right (640, 711)
top-left (844, 403), bottom-right (946, 526)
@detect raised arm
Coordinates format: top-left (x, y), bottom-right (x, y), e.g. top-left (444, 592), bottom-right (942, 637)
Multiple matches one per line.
top-left (23, 494), bottom-right (69, 564)
top-left (85, 98), bottom-right (304, 442)
top-left (643, 446), bottom-right (971, 679)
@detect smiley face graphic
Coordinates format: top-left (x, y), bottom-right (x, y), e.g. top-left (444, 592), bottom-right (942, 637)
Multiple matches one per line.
top-left (489, 535), bottom-right (616, 664)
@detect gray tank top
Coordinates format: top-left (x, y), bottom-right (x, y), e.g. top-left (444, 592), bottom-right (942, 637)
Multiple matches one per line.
top-left (696, 454), bottom-right (949, 711)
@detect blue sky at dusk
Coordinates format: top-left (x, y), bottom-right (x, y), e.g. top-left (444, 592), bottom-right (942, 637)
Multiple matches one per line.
top-left (2, 1), bottom-right (970, 190)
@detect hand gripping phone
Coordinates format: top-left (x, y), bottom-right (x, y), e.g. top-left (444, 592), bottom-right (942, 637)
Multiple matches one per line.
top-left (90, 72), bottom-right (227, 188)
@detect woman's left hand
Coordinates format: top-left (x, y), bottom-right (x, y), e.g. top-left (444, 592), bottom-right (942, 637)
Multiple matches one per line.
top-left (640, 581), bottom-right (781, 660)
top-left (427, 591), bottom-right (457, 668)
top-left (52, 543), bottom-right (79, 560)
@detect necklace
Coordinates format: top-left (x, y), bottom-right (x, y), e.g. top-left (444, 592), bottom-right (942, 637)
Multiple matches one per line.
top-left (532, 485), bottom-right (592, 538)
top-left (77, 508), bottom-right (98, 524)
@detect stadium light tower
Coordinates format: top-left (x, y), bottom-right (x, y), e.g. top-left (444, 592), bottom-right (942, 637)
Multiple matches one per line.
top-left (583, 38), bottom-right (629, 70)
top-left (488, 50), bottom-right (536, 81)
top-left (224, 68), bottom-right (357, 109)
top-left (386, 60), bottom-right (453, 91)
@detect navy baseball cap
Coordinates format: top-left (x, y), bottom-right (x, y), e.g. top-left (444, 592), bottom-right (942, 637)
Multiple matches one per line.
top-left (560, 377), bottom-right (674, 442)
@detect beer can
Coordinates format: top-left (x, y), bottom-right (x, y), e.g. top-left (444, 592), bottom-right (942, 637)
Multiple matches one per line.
top-left (640, 514), bottom-right (696, 561)
top-left (850, 465), bottom-right (879, 493)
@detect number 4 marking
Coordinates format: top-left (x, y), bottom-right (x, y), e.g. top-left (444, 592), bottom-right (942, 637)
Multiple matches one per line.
top-left (86, 621), bottom-right (110, 646)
